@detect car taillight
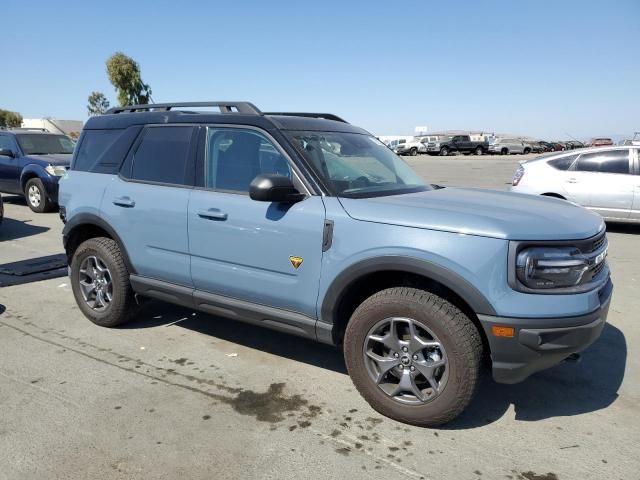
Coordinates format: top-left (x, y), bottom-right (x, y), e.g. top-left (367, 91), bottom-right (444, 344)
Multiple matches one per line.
top-left (512, 166), bottom-right (525, 186)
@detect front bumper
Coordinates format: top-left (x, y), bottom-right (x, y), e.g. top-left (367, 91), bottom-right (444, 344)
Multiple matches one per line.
top-left (478, 278), bottom-right (613, 384)
top-left (41, 175), bottom-right (61, 203)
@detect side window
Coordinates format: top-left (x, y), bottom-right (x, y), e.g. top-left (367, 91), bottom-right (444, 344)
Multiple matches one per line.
top-left (73, 130), bottom-right (120, 172)
top-left (130, 126), bottom-right (194, 185)
top-left (0, 135), bottom-right (16, 152)
top-left (548, 154), bottom-right (578, 171)
top-left (575, 150), bottom-right (630, 174)
top-left (206, 128), bottom-right (291, 193)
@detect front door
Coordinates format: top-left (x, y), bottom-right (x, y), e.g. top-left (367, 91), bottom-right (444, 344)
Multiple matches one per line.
top-left (568, 149), bottom-right (634, 220)
top-left (188, 126), bottom-right (326, 318)
top-left (0, 134), bottom-right (22, 193)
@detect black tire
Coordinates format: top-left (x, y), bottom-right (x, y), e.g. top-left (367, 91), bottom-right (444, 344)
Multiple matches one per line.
top-left (474, 146), bottom-right (483, 156)
top-left (344, 287), bottom-right (483, 427)
top-left (409, 148), bottom-right (418, 156)
top-left (25, 178), bottom-right (54, 213)
top-left (500, 148), bottom-right (509, 155)
top-left (70, 237), bottom-right (138, 327)
top-left (439, 147), bottom-right (449, 156)
top-left (523, 148), bottom-right (531, 154)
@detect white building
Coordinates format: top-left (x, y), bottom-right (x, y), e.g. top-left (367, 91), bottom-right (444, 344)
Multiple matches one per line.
top-left (21, 118), bottom-right (84, 138)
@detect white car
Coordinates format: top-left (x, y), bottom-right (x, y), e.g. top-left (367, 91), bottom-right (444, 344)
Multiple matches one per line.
top-left (510, 146), bottom-right (640, 223)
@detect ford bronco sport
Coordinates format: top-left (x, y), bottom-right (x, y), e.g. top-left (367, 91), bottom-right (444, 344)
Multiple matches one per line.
top-left (59, 102), bottom-right (612, 426)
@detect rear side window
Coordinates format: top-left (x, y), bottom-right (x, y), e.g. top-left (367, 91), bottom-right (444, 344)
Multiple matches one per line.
top-left (575, 150), bottom-right (630, 174)
top-left (74, 130), bottom-right (121, 171)
top-left (130, 126), bottom-right (194, 185)
top-left (548, 154), bottom-right (578, 170)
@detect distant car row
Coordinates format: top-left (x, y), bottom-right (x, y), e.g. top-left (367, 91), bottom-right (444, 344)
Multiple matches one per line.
top-left (385, 135), bottom-right (617, 156)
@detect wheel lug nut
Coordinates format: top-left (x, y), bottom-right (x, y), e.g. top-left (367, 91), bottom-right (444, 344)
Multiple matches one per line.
top-left (393, 352), bottom-right (399, 358)
top-left (402, 346), bottom-right (408, 353)
top-left (410, 366), bottom-right (415, 372)
top-left (413, 354), bottom-right (418, 360)
top-left (399, 365), bottom-right (404, 370)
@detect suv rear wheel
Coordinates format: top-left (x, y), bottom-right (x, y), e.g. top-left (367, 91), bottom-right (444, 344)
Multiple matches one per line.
top-left (474, 146), bottom-right (483, 155)
top-left (409, 147), bottom-right (418, 156)
top-left (439, 147), bottom-right (449, 156)
top-left (70, 237), bottom-right (137, 327)
top-left (25, 178), bottom-right (54, 213)
top-left (344, 287), bottom-right (483, 427)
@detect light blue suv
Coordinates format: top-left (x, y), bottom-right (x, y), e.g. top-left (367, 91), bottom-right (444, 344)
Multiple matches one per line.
top-left (59, 102), bottom-right (612, 426)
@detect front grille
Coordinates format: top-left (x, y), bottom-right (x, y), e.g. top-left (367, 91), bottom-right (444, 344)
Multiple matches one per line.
top-left (591, 260), bottom-right (605, 278)
top-left (588, 235), bottom-right (606, 253)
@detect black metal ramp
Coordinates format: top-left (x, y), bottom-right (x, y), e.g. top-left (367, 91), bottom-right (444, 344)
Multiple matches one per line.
top-left (0, 254), bottom-right (68, 287)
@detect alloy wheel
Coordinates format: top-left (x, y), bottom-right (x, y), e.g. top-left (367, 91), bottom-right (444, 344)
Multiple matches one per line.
top-left (28, 185), bottom-right (41, 208)
top-left (363, 317), bottom-right (449, 405)
top-left (78, 255), bottom-right (113, 311)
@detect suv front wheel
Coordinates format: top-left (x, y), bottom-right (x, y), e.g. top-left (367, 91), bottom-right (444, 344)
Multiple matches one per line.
top-left (25, 178), bottom-right (54, 213)
top-left (344, 287), bottom-right (483, 427)
top-left (71, 237), bottom-right (138, 327)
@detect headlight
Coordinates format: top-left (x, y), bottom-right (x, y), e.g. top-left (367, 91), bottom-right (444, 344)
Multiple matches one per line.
top-left (46, 165), bottom-right (67, 176)
top-left (516, 247), bottom-right (588, 289)
top-left (511, 238), bottom-right (608, 294)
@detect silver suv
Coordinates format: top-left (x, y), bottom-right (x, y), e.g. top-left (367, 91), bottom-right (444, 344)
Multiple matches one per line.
top-left (488, 137), bottom-right (532, 155)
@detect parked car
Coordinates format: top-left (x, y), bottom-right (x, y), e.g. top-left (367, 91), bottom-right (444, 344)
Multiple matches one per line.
top-left (487, 137), bottom-right (532, 155)
top-left (0, 129), bottom-right (74, 212)
top-left (60, 101), bottom-right (612, 427)
top-left (425, 135), bottom-right (488, 156)
top-left (537, 141), bottom-right (555, 152)
top-left (511, 146), bottom-right (640, 222)
top-left (394, 137), bottom-right (427, 156)
top-left (565, 141), bottom-right (585, 150)
top-left (588, 138), bottom-right (614, 147)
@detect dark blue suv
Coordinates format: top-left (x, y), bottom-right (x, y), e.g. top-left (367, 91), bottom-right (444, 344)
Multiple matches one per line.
top-left (0, 129), bottom-right (74, 212)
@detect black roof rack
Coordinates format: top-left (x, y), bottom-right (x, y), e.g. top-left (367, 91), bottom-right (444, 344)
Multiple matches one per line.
top-left (105, 102), bottom-right (262, 115)
top-left (263, 112), bottom-right (348, 123)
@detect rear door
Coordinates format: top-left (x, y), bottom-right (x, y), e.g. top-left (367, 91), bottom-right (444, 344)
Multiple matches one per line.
top-left (188, 126), bottom-right (326, 319)
top-left (101, 125), bottom-right (197, 286)
top-left (567, 149), bottom-right (634, 220)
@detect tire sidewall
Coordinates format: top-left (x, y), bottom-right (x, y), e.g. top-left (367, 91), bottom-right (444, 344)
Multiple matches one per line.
top-left (71, 239), bottom-right (128, 327)
top-left (344, 291), bottom-right (479, 425)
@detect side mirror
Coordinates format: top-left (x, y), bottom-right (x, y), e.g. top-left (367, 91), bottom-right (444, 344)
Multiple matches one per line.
top-left (0, 149), bottom-right (15, 158)
top-left (249, 174), bottom-right (305, 203)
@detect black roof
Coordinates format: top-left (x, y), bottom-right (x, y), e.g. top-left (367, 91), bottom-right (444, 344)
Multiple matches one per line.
top-left (84, 101), bottom-right (369, 135)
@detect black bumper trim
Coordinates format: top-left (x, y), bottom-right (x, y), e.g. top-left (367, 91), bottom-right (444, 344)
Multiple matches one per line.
top-left (478, 279), bottom-right (612, 384)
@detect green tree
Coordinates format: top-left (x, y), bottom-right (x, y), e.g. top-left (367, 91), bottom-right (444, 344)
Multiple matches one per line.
top-left (87, 91), bottom-right (111, 116)
top-left (0, 109), bottom-right (23, 128)
top-left (106, 52), bottom-right (152, 107)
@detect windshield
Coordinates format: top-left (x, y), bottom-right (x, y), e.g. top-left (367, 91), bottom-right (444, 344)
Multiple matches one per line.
top-left (16, 134), bottom-right (75, 155)
top-left (286, 131), bottom-right (430, 198)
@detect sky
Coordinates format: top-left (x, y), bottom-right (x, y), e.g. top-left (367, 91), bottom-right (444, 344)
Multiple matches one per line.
top-left (2, 0), bottom-right (639, 141)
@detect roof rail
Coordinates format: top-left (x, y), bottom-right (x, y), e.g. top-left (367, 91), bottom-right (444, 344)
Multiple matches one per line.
top-left (263, 112), bottom-right (348, 123)
top-left (8, 127), bottom-right (49, 133)
top-left (105, 102), bottom-right (262, 115)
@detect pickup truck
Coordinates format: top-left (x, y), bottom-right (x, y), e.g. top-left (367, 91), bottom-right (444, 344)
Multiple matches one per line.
top-left (425, 135), bottom-right (488, 156)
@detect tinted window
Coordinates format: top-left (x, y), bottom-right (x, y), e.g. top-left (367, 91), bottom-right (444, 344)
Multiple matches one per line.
top-left (16, 134), bottom-right (74, 155)
top-left (73, 130), bottom-right (121, 172)
top-left (131, 126), bottom-right (194, 185)
top-left (0, 135), bottom-right (16, 152)
top-left (548, 154), bottom-right (578, 170)
top-left (206, 128), bottom-right (291, 193)
top-left (576, 150), bottom-right (629, 174)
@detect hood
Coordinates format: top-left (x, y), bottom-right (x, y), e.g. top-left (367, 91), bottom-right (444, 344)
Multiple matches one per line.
top-left (339, 188), bottom-right (604, 241)
top-left (26, 154), bottom-right (72, 166)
